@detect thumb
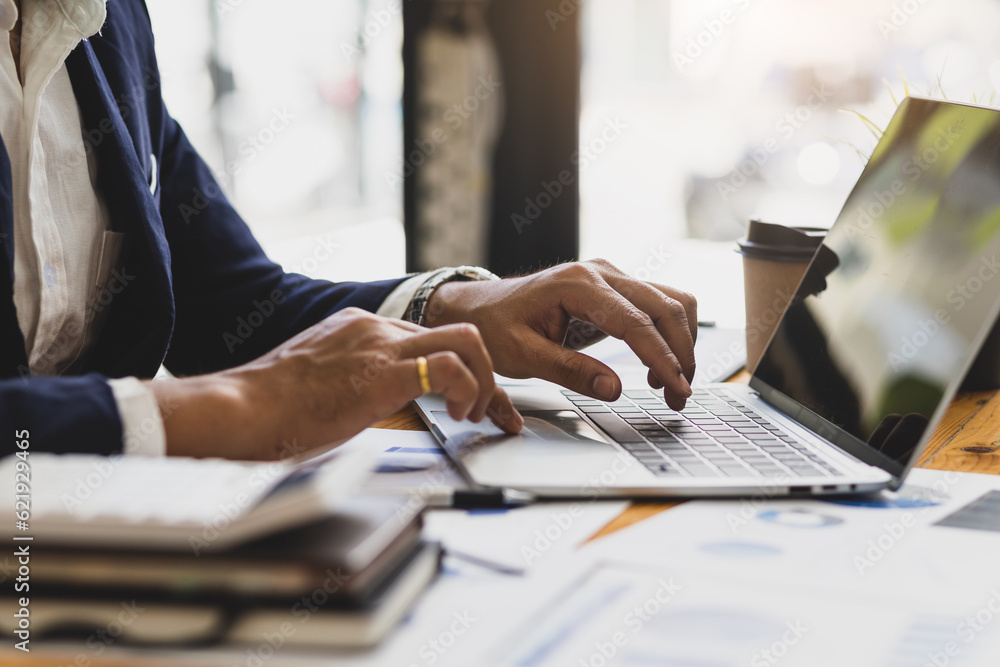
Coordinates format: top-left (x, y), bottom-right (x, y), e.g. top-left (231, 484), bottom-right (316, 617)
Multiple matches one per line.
top-left (528, 336), bottom-right (622, 402)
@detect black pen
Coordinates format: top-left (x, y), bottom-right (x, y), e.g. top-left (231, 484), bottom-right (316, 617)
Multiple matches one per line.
top-left (427, 488), bottom-right (535, 510)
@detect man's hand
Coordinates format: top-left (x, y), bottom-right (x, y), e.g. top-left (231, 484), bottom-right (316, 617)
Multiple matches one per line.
top-left (427, 259), bottom-right (698, 410)
top-left (152, 308), bottom-right (522, 460)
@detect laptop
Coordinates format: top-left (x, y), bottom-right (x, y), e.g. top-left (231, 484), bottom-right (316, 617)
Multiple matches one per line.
top-left (415, 96), bottom-right (1000, 498)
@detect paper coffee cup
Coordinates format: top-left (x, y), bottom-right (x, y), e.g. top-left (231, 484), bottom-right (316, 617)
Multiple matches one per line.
top-left (738, 220), bottom-right (826, 373)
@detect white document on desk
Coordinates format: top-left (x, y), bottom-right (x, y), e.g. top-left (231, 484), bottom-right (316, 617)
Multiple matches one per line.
top-left (486, 561), bottom-right (1000, 667)
top-left (580, 468), bottom-right (1000, 605)
top-left (423, 500), bottom-right (629, 574)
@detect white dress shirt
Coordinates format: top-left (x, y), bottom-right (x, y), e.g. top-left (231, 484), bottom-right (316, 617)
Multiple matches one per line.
top-left (0, 0), bottom-right (167, 456)
top-left (2, 0), bottom-right (434, 456)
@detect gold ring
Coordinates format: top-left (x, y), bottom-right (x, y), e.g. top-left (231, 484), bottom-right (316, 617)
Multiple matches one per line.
top-left (416, 356), bottom-right (431, 394)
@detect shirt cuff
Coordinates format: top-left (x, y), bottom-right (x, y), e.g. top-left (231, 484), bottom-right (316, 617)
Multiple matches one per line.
top-left (376, 270), bottom-right (446, 320)
top-left (108, 377), bottom-right (167, 457)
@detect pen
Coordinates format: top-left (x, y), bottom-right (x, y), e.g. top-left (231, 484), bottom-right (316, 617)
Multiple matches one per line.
top-left (426, 488), bottom-right (536, 510)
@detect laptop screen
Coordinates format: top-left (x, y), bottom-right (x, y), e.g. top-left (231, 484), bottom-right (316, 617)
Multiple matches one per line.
top-left (752, 97), bottom-right (1000, 478)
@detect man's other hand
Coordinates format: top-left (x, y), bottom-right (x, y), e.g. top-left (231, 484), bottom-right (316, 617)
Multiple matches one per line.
top-left (427, 259), bottom-right (698, 410)
top-left (153, 308), bottom-right (521, 460)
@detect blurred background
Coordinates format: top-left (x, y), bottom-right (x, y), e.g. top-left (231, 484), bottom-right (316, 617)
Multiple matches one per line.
top-left (146, 0), bottom-right (1000, 321)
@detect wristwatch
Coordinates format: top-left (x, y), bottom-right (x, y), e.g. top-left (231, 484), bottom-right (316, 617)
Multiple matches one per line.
top-left (405, 266), bottom-right (499, 326)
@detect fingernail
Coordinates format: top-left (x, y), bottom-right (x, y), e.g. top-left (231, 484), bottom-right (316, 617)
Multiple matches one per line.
top-left (593, 374), bottom-right (617, 401)
top-left (679, 373), bottom-right (692, 397)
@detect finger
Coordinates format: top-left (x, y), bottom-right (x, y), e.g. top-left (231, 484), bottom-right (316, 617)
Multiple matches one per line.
top-left (645, 284), bottom-right (699, 345)
top-left (485, 385), bottom-right (523, 434)
top-left (561, 317), bottom-right (609, 351)
top-left (602, 274), bottom-right (697, 384)
top-left (527, 334), bottom-right (624, 402)
top-left (398, 351), bottom-right (479, 422)
top-left (647, 368), bottom-right (664, 390)
top-left (558, 279), bottom-right (691, 408)
top-left (398, 324), bottom-right (497, 422)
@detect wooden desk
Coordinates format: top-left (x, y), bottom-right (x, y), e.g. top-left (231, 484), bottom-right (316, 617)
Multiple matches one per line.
top-left (373, 381), bottom-right (1000, 540)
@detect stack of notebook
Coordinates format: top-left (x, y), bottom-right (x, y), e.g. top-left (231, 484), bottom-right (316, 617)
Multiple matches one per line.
top-left (0, 451), bottom-right (439, 650)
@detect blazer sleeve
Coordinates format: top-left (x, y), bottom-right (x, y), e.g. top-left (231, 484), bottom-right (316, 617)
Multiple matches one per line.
top-left (0, 375), bottom-right (122, 457)
top-left (1, 116), bottom-right (410, 458)
top-left (156, 109), bottom-right (408, 376)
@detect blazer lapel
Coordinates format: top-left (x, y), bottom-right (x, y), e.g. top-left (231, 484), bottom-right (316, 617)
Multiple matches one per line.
top-left (0, 131), bottom-right (29, 378)
top-left (65, 41), bottom-right (174, 378)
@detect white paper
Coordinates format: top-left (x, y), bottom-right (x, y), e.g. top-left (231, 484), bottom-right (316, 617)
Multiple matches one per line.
top-left (488, 561), bottom-right (1000, 667)
top-left (423, 500), bottom-right (629, 574)
top-left (580, 468), bottom-right (1000, 605)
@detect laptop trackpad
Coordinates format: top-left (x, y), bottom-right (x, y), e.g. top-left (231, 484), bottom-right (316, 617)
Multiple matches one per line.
top-left (520, 410), bottom-right (611, 445)
top-left (432, 409), bottom-right (614, 452)
top-left (432, 409), bottom-right (642, 491)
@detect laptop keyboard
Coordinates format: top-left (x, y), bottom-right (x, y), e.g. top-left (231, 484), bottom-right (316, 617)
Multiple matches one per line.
top-left (563, 388), bottom-right (842, 479)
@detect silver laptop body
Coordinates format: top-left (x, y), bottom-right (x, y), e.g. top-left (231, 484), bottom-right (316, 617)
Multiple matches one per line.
top-left (415, 97), bottom-right (1000, 499)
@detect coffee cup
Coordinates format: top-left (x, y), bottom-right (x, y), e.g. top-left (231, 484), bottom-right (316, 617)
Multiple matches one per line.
top-left (737, 220), bottom-right (826, 373)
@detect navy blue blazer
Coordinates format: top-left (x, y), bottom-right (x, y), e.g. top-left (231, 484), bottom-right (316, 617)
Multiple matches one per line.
top-left (0, 1), bottom-right (406, 457)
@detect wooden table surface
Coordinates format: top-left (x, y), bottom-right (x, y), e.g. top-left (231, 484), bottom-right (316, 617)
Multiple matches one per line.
top-left (10, 380), bottom-right (1000, 667)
